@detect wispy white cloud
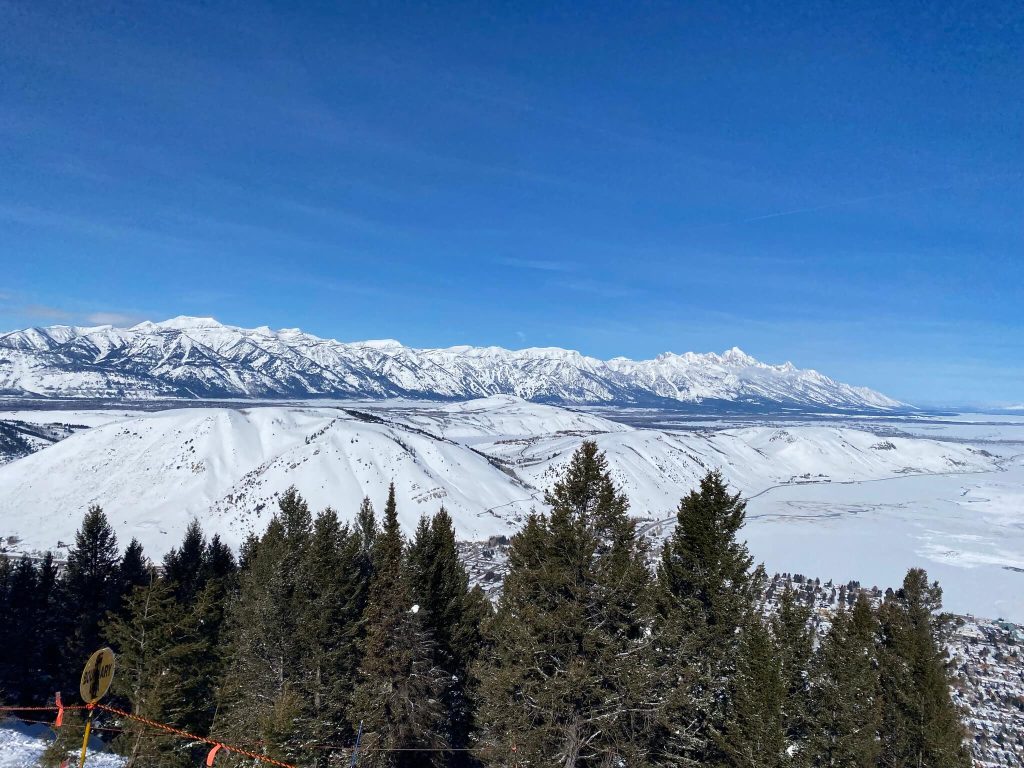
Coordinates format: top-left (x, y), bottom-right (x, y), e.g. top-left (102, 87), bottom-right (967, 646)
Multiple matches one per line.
top-left (496, 257), bottom-right (578, 272)
top-left (3, 301), bottom-right (148, 328)
top-left (0, 203), bottom-right (196, 251)
top-left (741, 172), bottom-right (1022, 224)
top-left (554, 279), bottom-right (642, 299)
top-left (22, 304), bottom-right (74, 321)
top-left (84, 311), bottom-right (147, 326)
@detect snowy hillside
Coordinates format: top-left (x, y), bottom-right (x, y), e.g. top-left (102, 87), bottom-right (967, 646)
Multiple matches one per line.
top-left (0, 397), bottom-right (991, 562)
top-left (0, 419), bottom-right (88, 464)
top-left (0, 316), bottom-right (904, 411)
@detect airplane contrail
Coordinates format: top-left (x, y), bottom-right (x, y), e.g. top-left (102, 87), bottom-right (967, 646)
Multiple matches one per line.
top-left (740, 171), bottom-right (1021, 224)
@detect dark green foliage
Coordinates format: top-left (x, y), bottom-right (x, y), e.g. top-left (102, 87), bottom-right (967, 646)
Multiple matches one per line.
top-left (408, 508), bottom-right (490, 766)
top-left (808, 594), bottom-right (882, 768)
top-left (877, 569), bottom-right (971, 768)
top-left (214, 489), bottom-right (381, 767)
top-left (119, 538), bottom-right (151, 598)
top-left (213, 491), bottom-right (309, 765)
top-left (104, 577), bottom-right (210, 767)
top-left (718, 613), bottom-right (787, 768)
top-left (0, 556), bottom-right (40, 702)
top-left (33, 553), bottom-right (65, 699)
top-left (652, 469), bottom-right (760, 766)
top-left (475, 441), bottom-right (654, 767)
top-left (774, 585), bottom-right (815, 763)
top-left (5, 467), bottom-right (978, 768)
top-left (63, 505), bottom-right (122, 677)
top-left (39, 706), bottom-right (86, 768)
top-left (162, 519), bottom-right (207, 604)
top-left (292, 506), bottom-right (369, 764)
top-left (349, 484), bottom-right (448, 768)
top-left (203, 533), bottom-right (237, 584)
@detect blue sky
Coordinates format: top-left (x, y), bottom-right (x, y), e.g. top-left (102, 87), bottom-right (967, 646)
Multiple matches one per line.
top-left (1, 1), bottom-right (1021, 406)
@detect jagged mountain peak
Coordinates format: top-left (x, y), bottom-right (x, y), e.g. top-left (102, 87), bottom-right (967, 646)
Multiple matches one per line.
top-left (0, 316), bottom-right (907, 410)
top-left (135, 315), bottom-right (225, 331)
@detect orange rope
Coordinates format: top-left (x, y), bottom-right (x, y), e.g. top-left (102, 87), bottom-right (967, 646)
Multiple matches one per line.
top-left (95, 703), bottom-right (297, 768)
top-left (3, 703), bottom-right (496, 757)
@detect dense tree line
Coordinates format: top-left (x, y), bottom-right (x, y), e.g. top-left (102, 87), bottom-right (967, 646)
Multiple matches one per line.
top-left (0, 442), bottom-right (970, 767)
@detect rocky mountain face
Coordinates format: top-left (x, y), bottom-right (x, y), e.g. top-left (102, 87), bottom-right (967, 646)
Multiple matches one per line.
top-left (0, 316), bottom-right (905, 410)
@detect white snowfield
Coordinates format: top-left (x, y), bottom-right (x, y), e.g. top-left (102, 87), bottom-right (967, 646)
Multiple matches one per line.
top-left (0, 721), bottom-right (122, 768)
top-left (0, 316), bottom-right (904, 410)
top-left (1, 396), bottom-right (1019, 620)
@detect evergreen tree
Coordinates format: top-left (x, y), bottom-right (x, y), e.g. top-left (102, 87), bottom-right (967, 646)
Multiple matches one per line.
top-left (39, 706), bottom-right (86, 768)
top-left (877, 569), bottom-right (970, 768)
top-left (0, 557), bottom-right (10, 702)
top-left (807, 593), bottom-right (881, 768)
top-left (32, 552), bottom-right (65, 702)
top-left (292, 507), bottom-right (368, 765)
top-left (0, 554), bottom-right (58, 704)
top-left (408, 508), bottom-right (489, 766)
top-left (203, 533), bottom-right (237, 585)
top-left (63, 505), bottom-right (121, 673)
top-left (652, 470), bottom-right (759, 766)
top-left (118, 539), bottom-right (150, 600)
top-left (163, 519), bottom-right (207, 604)
top-left (349, 484), bottom-right (448, 768)
top-left (104, 577), bottom-right (210, 767)
top-left (475, 442), bottom-right (654, 767)
top-left (213, 489), bottom-right (313, 765)
top-left (1, 557), bottom-right (38, 702)
top-left (774, 585), bottom-right (814, 764)
top-left (350, 496), bottom-right (378, 650)
top-left (718, 612), bottom-right (787, 768)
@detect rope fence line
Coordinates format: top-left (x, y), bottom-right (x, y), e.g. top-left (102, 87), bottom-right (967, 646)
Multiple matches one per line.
top-left (3, 702), bottom-right (297, 767)
top-left (95, 703), bottom-right (298, 768)
top-left (2, 702), bottom-right (501, 762)
top-left (3, 716), bottom-right (126, 735)
top-left (0, 705), bottom-right (89, 712)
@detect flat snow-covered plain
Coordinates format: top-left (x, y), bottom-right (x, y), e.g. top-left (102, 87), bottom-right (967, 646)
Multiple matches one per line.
top-left (0, 397), bottom-right (1021, 621)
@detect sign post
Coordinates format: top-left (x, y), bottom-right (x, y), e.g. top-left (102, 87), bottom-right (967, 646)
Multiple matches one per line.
top-left (78, 647), bottom-right (115, 768)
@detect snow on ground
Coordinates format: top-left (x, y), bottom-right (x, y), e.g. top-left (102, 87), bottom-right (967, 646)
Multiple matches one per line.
top-left (742, 459), bottom-right (1024, 621)
top-left (0, 720), bottom-right (122, 768)
top-left (0, 398), bottom-right (1019, 620)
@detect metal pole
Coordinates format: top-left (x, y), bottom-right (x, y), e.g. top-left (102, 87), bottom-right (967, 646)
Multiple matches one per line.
top-left (77, 708), bottom-right (93, 768)
top-left (349, 720), bottom-right (363, 768)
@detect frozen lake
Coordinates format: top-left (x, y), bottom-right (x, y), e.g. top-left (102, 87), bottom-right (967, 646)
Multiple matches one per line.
top-left (744, 451), bottom-right (1024, 621)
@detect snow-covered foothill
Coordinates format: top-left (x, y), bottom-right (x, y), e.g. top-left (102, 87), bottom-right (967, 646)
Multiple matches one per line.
top-left (1, 397), bottom-right (1015, 621)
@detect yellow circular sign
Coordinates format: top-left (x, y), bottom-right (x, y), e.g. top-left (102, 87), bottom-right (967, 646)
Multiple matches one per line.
top-left (79, 647), bottom-right (116, 704)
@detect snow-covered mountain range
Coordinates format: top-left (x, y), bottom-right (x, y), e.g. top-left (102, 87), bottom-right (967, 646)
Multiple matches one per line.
top-left (0, 316), bottom-right (904, 411)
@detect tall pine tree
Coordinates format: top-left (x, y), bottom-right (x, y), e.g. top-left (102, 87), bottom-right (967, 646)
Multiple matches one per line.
top-left (717, 612), bottom-right (787, 768)
top-left (651, 470), bottom-right (760, 766)
top-left (774, 585), bottom-right (815, 765)
top-left (349, 484), bottom-right (448, 768)
top-left (877, 569), bottom-right (970, 768)
top-left (408, 508), bottom-right (490, 767)
top-left (63, 505), bottom-right (122, 678)
top-left (292, 507), bottom-right (369, 765)
top-left (807, 593), bottom-right (881, 767)
top-left (104, 577), bottom-right (210, 767)
top-left (476, 441), bottom-right (654, 767)
top-left (213, 489), bottom-right (312, 765)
